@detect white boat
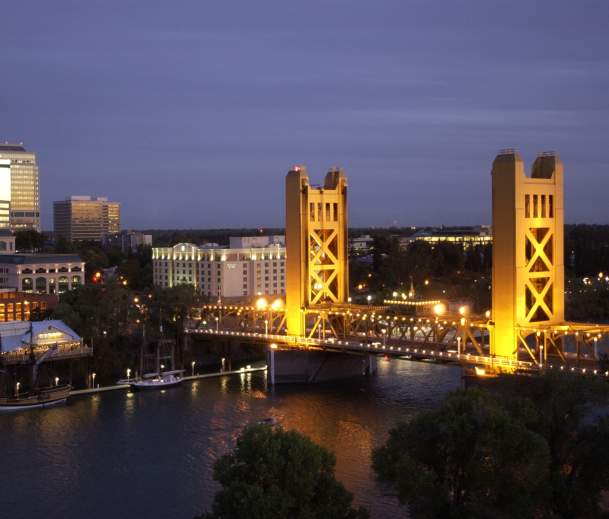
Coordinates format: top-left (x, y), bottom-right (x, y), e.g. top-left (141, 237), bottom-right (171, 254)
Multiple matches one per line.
top-left (130, 370), bottom-right (183, 390)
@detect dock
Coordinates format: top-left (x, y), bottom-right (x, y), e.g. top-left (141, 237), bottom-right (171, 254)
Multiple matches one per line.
top-left (71, 366), bottom-right (267, 396)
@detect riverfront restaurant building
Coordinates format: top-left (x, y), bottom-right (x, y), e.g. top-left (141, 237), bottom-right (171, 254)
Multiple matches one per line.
top-left (152, 236), bottom-right (286, 300)
top-left (0, 320), bottom-right (89, 365)
top-left (0, 254), bottom-right (85, 295)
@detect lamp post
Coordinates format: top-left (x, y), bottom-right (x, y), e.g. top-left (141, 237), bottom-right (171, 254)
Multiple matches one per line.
top-left (269, 343), bottom-right (277, 385)
top-left (457, 337), bottom-right (462, 357)
top-left (264, 319), bottom-right (268, 336)
top-left (54, 376), bottom-right (60, 387)
top-left (15, 381), bottom-right (20, 396)
top-left (92, 372), bottom-right (96, 388)
top-left (221, 357), bottom-right (226, 372)
top-left (191, 360), bottom-right (196, 376)
top-left (126, 368), bottom-right (131, 383)
top-left (539, 344), bottom-right (544, 367)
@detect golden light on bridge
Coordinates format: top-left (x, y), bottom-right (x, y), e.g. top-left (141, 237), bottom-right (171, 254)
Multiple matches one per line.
top-left (271, 298), bottom-right (284, 311)
top-left (433, 303), bottom-right (446, 316)
top-left (256, 297), bottom-right (268, 311)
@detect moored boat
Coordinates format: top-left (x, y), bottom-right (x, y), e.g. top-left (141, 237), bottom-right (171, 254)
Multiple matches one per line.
top-left (0, 385), bottom-right (71, 412)
top-left (130, 370), bottom-right (183, 390)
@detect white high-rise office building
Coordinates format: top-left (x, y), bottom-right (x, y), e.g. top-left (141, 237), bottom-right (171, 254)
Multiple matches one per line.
top-left (0, 143), bottom-right (40, 232)
top-left (0, 160), bottom-right (11, 229)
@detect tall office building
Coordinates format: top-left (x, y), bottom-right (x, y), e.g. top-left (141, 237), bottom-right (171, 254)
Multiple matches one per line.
top-left (54, 196), bottom-right (121, 242)
top-left (0, 143), bottom-right (40, 231)
top-left (0, 160), bottom-right (11, 229)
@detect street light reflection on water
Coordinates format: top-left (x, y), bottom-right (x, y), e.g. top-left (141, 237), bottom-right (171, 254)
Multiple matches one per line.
top-left (0, 359), bottom-right (462, 519)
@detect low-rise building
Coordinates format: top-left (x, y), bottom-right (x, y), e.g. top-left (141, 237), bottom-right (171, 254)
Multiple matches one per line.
top-left (0, 289), bottom-right (57, 322)
top-left (399, 226), bottom-right (492, 250)
top-left (0, 229), bottom-right (16, 254)
top-left (152, 239), bottom-right (286, 299)
top-left (0, 254), bottom-right (85, 294)
top-left (102, 230), bottom-right (152, 254)
top-left (349, 234), bottom-right (374, 254)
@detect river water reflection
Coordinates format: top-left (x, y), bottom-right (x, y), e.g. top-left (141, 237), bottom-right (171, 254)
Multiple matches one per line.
top-left (0, 359), bottom-right (462, 519)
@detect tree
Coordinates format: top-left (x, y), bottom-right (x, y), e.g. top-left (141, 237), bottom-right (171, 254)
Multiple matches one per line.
top-left (373, 389), bottom-right (551, 519)
top-left (199, 425), bottom-right (368, 519)
top-left (488, 373), bottom-right (609, 518)
top-left (15, 229), bottom-right (45, 251)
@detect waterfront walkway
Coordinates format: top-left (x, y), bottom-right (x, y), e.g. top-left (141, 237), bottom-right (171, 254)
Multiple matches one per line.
top-left (71, 366), bottom-right (267, 396)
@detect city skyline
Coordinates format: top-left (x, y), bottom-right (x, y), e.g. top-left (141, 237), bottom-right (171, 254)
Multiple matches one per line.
top-left (2, 1), bottom-right (609, 230)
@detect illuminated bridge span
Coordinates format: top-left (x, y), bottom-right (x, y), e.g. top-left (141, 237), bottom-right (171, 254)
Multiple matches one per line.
top-left (186, 154), bottom-right (609, 381)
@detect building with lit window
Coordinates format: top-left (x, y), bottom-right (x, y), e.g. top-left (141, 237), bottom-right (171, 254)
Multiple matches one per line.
top-left (53, 196), bottom-right (121, 242)
top-left (0, 229), bottom-right (15, 254)
top-left (0, 289), bottom-right (57, 322)
top-left (152, 237), bottom-right (286, 300)
top-left (102, 230), bottom-right (152, 254)
top-left (399, 226), bottom-right (492, 250)
top-left (0, 254), bottom-right (85, 294)
top-left (0, 143), bottom-right (40, 232)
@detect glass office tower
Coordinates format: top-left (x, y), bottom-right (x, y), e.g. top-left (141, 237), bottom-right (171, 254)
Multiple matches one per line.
top-left (0, 143), bottom-right (40, 232)
top-left (54, 196), bottom-right (121, 242)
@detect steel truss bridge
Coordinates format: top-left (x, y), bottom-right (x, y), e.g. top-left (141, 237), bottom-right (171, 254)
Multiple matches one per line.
top-left (186, 302), bottom-right (609, 377)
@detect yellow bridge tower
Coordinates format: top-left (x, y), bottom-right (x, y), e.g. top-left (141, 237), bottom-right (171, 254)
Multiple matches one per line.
top-left (285, 166), bottom-right (349, 336)
top-left (491, 150), bottom-right (565, 360)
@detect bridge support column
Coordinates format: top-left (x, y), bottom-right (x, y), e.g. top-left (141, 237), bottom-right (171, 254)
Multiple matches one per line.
top-left (491, 150), bottom-right (564, 366)
top-left (285, 166), bottom-right (349, 336)
top-left (266, 349), bottom-right (372, 384)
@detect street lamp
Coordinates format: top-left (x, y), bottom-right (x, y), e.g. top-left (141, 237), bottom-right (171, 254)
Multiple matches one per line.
top-left (15, 381), bottom-right (20, 396)
top-left (381, 328), bottom-right (387, 347)
top-left (92, 372), bottom-right (96, 388)
top-left (215, 316), bottom-right (219, 332)
top-left (221, 357), bottom-right (226, 372)
top-left (256, 297), bottom-right (268, 311)
top-left (126, 368), bottom-right (131, 382)
top-left (264, 319), bottom-right (269, 335)
top-left (366, 295), bottom-right (372, 305)
top-left (433, 303), bottom-right (446, 316)
top-left (54, 376), bottom-right (60, 387)
top-left (191, 360), bottom-right (196, 376)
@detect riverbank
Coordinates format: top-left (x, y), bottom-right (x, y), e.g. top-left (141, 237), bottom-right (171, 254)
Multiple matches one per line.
top-left (71, 365), bottom-right (267, 396)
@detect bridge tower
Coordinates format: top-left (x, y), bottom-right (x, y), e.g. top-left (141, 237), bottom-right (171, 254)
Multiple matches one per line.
top-left (491, 150), bottom-right (564, 359)
top-left (285, 166), bottom-right (349, 336)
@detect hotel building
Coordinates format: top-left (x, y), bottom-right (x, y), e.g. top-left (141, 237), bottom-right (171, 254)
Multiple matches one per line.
top-left (53, 196), bottom-right (120, 242)
top-left (0, 143), bottom-right (40, 231)
top-left (152, 236), bottom-right (286, 300)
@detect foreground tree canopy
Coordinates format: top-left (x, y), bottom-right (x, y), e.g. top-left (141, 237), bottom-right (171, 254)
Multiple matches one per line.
top-left (373, 376), bottom-right (609, 519)
top-left (198, 425), bottom-right (368, 519)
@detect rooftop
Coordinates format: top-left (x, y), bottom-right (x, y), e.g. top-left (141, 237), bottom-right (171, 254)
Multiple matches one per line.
top-left (0, 254), bottom-right (83, 265)
top-left (0, 143), bottom-right (27, 153)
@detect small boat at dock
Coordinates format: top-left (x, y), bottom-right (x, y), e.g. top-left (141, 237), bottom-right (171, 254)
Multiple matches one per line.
top-left (0, 385), bottom-right (71, 412)
top-left (130, 370), bottom-right (184, 390)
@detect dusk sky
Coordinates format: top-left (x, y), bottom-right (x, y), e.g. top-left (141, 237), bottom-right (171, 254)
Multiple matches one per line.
top-left (2, 1), bottom-right (608, 230)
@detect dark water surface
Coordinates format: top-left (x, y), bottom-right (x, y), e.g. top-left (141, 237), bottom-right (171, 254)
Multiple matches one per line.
top-left (0, 360), bottom-right (462, 519)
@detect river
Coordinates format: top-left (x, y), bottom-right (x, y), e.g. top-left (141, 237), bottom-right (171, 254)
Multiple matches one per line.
top-left (0, 359), bottom-right (462, 519)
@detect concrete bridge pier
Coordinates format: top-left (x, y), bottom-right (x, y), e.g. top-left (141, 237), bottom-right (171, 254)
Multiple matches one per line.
top-left (267, 348), bottom-right (377, 384)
